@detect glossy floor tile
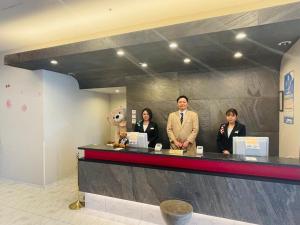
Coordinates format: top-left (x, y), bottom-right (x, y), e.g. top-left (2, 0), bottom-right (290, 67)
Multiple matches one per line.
top-left (0, 175), bottom-right (257, 225)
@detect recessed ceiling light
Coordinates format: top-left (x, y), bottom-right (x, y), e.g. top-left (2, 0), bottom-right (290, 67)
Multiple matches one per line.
top-left (278, 41), bottom-right (292, 46)
top-left (169, 42), bottom-right (178, 49)
top-left (140, 63), bottom-right (148, 68)
top-left (50, 60), bottom-right (58, 65)
top-left (234, 52), bottom-right (243, 58)
top-left (117, 50), bottom-right (125, 56)
top-left (183, 58), bottom-right (191, 64)
top-left (236, 32), bottom-right (247, 40)
top-left (115, 89), bottom-right (120, 93)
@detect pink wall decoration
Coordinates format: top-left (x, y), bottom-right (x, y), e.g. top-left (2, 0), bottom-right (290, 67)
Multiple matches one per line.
top-left (5, 99), bottom-right (12, 108)
top-left (21, 104), bottom-right (28, 112)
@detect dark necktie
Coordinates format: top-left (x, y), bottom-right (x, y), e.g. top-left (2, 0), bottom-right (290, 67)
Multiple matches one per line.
top-left (180, 113), bottom-right (183, 124)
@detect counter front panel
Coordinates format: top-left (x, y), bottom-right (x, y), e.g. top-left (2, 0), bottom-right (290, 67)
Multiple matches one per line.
top-left (79, 144), bottom-right (300, 182)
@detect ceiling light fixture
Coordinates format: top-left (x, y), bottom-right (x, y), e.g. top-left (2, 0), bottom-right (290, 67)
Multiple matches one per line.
top-left (115, 89), bottom-right (120, 93)
top-left (235, 32), bottom-right (247, 40)
top-left (50, 60), bottom-right (58, 65)
top-left (183, 58), bottom-right (191, 64)
top-left (234, 52), bottom-right (243, 58)
top-left (169, 42), bottom-right (178, 49)
top-left (278, 41), bottom-right (292, 46)
top-left (117, 50), bottom-right (125, 56)
top-left (140, 63), bottom-right (148, 68)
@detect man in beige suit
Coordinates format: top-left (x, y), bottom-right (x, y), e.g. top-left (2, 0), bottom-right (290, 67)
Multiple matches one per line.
top-left (167, 95), bottom-right (199, 153)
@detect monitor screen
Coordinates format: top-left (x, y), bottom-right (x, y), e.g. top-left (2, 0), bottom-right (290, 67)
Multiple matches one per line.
top-left (233, 137), bottom-right (269, 156)
top-left (137, 133), bottom-right (148, 148)
top-left (127, 132), bottom-right (148, 148)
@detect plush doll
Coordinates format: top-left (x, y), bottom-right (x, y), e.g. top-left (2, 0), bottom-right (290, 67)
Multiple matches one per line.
top-left (113, 131), bottom-right (129, 148)
top-left (107, 106), bottom-right (127, 145)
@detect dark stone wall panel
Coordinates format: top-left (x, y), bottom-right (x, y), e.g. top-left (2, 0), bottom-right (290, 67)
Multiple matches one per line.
top-left (79, 160), bottom-right (300, 225)
top-left (80, 67), bottom-right (279, 154)
top-left (178, 68), bottom-right (279, 99)
top-left (126, 73), bottom-right (179, 102)
top-left (199, 97), bottom-right (279, 133)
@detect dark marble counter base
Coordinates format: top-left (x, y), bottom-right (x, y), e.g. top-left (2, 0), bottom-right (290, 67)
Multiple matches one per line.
top-left (79, 160), bottom-right (300, 225)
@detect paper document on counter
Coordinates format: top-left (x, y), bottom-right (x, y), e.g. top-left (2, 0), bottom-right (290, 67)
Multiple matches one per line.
top-left (245, 156), bottom-right (258, 161)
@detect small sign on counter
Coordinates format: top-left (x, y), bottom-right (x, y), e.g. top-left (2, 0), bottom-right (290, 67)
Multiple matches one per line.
top-left (169, 149), bottom-right (185, 155)
top-left (244, 156), bottom-right (258, 161)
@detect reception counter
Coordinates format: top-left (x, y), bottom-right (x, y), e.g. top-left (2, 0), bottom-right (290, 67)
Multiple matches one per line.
top-left (78, 144), bottom-right (300, 225)
top-left (80, 144), bottom-right (300, 182)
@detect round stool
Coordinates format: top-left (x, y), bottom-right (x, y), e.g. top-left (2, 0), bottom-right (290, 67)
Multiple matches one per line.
top-left (160, 200), bottom-right (193, 225)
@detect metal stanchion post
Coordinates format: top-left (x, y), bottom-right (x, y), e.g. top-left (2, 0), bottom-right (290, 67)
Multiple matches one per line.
top-left (69, 152), bottom-right (85, 210)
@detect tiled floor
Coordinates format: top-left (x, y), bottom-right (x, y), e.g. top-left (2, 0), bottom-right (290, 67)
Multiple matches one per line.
top-left (0, 176), bottom-right (257, 225)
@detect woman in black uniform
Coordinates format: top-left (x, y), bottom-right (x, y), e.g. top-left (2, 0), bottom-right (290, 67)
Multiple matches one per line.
top-left (134, 108), bottom-right (159, 148)
top-left (217, 108), bottom-right (246, 155)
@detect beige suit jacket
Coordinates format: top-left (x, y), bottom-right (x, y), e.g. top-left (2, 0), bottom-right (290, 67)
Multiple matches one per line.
top-left (167, 110), bottom-right (199, 153)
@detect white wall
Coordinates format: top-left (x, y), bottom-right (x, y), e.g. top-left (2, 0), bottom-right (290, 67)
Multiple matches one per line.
top-left (109, 94), bottom-right (126, 142)
top-left (279, 39), bottom-right (300, 158)
top-left (42, 70), bottom-right (110, 184)
top-left (0, 54), bottom-right (111, 185)
top-left (0, 55), bottom-right (44, 184)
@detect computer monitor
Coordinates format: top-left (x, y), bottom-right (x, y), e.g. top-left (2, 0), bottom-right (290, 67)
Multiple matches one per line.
top-left (233, 137), bottom-right (269, 156)
top-left (127, 132), bottom-right (148, 148)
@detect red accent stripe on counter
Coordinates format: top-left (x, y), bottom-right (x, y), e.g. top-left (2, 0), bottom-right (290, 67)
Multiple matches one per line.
top-left (84, 150), bottom-right (300, 181)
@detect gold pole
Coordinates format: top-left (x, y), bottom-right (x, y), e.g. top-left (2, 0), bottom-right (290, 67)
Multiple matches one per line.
top-left (69, 152), bottom-right (85, 210)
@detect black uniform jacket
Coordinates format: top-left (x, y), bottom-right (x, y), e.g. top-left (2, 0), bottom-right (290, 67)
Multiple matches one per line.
top-left (217, 121), bottom-right (246, 154)
top-left (134, 120), bottom-right (159, 148)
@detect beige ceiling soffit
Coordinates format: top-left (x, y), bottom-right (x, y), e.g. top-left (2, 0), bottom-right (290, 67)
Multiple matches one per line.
top-left (3, 0), bottom-right (299, 53)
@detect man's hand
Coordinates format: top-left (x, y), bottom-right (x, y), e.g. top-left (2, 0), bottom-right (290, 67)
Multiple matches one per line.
top-left (182, 140), bottom-right (190, 149)
top-left (174, 140), bottom-right (183, 148)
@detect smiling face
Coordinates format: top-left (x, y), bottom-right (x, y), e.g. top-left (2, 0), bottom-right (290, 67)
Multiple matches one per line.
top-left (177, 97), bottom-right (188, 111)
top-left (226, 112), bottom-right (237, 124)
top-left (142, 110), bottom-right (150, 121)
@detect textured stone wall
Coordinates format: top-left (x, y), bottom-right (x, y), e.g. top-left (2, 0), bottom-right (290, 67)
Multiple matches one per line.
top-left (79, 160), bottom-right (300, 225)
top-left (126, 67), bottom-right (279, 155)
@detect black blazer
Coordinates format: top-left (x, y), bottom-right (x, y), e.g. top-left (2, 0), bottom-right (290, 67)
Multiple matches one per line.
top-left (134, 121), bottom-right (159, 148)
top-left (217, 121), bottom-right (246, 154)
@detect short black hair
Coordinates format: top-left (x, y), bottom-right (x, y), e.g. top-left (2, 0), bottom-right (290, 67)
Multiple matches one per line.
top-left (226, 108), bottom-right (238, 116)
top-left (141, 108), bottom-right (153, 121)
top-left (177, 95), bottom-right (189, 102)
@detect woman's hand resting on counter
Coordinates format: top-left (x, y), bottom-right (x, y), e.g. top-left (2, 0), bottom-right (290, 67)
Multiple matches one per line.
top-left (223, 150), bottom-right (230, 155)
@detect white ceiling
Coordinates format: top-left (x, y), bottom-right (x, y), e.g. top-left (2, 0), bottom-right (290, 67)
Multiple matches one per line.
top-left (0, 0), bottom-right (298, 54)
